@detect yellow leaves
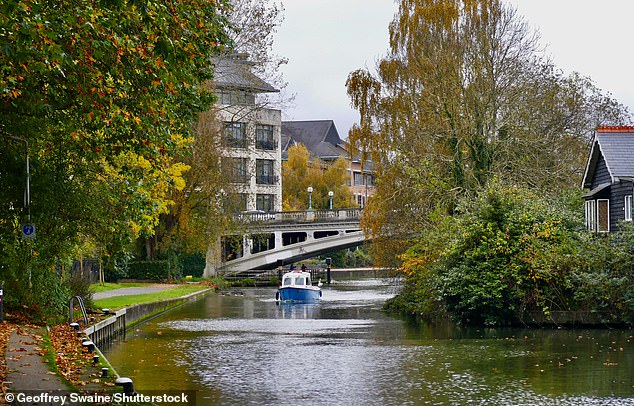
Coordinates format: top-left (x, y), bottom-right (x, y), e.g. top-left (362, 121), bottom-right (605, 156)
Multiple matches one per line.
top-left (167, 162), bottom-right (191, 191)
top-left (129, 220), bottom-right (142, 239)
top-left (170, 133), bottom-right (194, 149)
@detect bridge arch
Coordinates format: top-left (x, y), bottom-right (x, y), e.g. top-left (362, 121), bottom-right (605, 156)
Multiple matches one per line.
top-left (204, 209), bottom-right (367, 276)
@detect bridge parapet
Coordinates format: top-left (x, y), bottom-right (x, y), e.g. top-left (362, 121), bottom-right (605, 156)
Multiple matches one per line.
top-left (238, 208), bottom-right (361, 225)
top-left (207, 208), bottom-right (365, 276)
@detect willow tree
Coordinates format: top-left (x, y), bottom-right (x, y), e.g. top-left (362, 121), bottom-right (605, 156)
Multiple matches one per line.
top-left (346, 0), bottom-right (629, 266)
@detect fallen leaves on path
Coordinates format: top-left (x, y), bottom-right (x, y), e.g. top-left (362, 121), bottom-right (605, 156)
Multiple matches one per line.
top-left (49, 324), bottom-right (93, 386)
top-left (1, 321), bottom-right (18, 403)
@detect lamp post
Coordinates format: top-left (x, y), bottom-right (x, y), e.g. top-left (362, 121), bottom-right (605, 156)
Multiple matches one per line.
top-left (307, 186), bottom-right (313, 211)
top-left (9, 136), bottom-right (30, 221)
top-left (328, 190), bottom-right (334, 210)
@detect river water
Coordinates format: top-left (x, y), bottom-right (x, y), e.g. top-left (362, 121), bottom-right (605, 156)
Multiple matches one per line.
top-left (104, 276), bottom-right (634, 405)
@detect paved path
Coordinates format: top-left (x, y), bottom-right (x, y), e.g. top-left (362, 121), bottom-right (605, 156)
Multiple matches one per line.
top-left (4, 326), bottom-right (68, 404)
top-left (93, 284), bottom-right (178, 300)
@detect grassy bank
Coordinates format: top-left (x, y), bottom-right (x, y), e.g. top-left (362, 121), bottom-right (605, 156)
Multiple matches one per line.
top-left (93, 284), bottom-right (209, 310)
top-left (91, 282), bottom-right (146, 293)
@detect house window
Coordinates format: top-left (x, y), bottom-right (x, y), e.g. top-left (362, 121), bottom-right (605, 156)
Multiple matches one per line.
top-left (224, 122), bottom-right (247, 148)
top-left (255, 125), bottom-right (276, 150)
top-left (597, 199), bottom-right (609, 232)
top-left (626, 195), bottom-right (633, 222)
top-left (256, 159), bottom-right (276, 185)
top-left (584, 200), bottom-right (596, 231)
top-left (256, 194), bottom-right (274, 212)
top-left (353, 172), bottom-right (364, 186)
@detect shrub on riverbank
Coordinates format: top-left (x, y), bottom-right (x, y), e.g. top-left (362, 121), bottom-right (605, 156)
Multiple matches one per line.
top-left (386, 183), bottom-right (634, 326)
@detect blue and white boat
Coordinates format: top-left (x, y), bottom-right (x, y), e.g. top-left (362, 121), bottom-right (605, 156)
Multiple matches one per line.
top-left (276, 271), bottom-right (322, 302)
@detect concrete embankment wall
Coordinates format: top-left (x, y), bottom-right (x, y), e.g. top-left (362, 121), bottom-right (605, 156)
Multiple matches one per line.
top-left (85, 288), bottom-right (212, 348)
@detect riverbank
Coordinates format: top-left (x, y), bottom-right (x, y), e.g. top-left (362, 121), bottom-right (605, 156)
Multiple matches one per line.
top-left (1, 282), bottom-right (215, 404)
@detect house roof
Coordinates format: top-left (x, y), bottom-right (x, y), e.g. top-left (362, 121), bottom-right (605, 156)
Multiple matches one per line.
top-left (582, 127), bottom-right (634, 188)
top-left (281, 120), bottom-right (346, 160)
top-left (213, 53), bottom-right (278, 93)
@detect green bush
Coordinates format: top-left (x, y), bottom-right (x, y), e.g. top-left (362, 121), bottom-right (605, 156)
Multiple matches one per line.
top-left (180, 253), bottom-right (206, 278)
top-left (395, 182), bottom-right (589, 325)
top-left (127, 260), bottom-right (171, 281)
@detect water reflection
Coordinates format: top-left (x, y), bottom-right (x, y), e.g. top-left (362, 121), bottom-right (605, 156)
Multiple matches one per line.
top-left (104, 278), bottom-right (634, 405)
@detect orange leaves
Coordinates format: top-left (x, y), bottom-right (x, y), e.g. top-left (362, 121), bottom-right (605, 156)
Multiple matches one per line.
top-left (0, 322), bottom-right (17, 383)
top-left (49, 324), bottom-right (93, 386)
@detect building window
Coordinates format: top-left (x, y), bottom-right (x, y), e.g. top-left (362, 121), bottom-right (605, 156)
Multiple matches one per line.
top-left (256, 194), bottom-right (275, 212)
top-left (366, 174), bottom-right (374, 187)
top-left (626, 195), bottom-right (633, 222)
top-left (255, 125), bottom-right (276, 150)
top-left (224, 193), bottom-right (247, 213)
top-left (584, 200), bottom-right (596, 231)
top-left (218, 89), bottom-right (255, 106)
top-left (353, 171), bottom-right (364, 186)
top-left (237, 194), bottom-right (248, 212)
top-left (597, 199), bottom-right (609, 232)
top-left (223, 157), bottom-right (248, 184)
top-left (224, 122), bottom-right (247, 148)
top-left (256, 159), bottom-right (277, 185)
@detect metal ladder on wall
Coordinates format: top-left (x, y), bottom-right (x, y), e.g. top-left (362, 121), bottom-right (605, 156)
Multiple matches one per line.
top-left (69, 296), bottom-right (89, 325)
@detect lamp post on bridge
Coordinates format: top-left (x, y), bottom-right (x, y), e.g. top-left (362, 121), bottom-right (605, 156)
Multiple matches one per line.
top-left (328, 190), bottom-right (334, 210)
top-left (307, 186), bottom-right (313, 211)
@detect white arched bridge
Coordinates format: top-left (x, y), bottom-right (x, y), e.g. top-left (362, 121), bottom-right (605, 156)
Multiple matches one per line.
top-left (206, 209), bottom-right (366, 276)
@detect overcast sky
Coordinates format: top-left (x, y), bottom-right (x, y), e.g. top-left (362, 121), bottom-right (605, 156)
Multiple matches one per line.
top-left (272, 0), bottom-right (634, 139)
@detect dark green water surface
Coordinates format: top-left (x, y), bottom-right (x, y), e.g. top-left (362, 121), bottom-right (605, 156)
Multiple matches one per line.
top-left (104, 278), bottom-right (634, 405)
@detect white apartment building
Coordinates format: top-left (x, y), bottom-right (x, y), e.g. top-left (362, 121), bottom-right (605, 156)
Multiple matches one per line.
top-left (213, 53), bottom-right (282, 213)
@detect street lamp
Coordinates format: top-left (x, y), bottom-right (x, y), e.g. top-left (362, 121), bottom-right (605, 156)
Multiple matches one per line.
top-left (307, 186), bottom-right (313, 211)
top-left (9, 136), bottom-right (30, 222)
top-left (328, 190), bottom-right (334, 210)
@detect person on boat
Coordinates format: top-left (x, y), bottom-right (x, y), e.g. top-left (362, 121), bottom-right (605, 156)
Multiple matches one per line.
top-left (290, 264), bottom-right (296, 272)
top-left (301, 264), bottom-right (307, 272)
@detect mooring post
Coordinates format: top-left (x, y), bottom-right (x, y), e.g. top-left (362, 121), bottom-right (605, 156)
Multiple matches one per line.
top-left (115, 377), bottom-right (135, 395)
top-left (276, 259), bottom-right (283, 286)
top-left (326, 257), bottom-right (332, 285)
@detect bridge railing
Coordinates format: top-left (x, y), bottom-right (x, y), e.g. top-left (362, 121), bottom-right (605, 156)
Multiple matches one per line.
top-left (236, 208), bottom-right (362, 224)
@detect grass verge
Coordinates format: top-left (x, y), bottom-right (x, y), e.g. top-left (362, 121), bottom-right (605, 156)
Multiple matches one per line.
top-left (90, 282), bottom-right (146, 293)
top-left (93, 284), bottom-right (210, 310)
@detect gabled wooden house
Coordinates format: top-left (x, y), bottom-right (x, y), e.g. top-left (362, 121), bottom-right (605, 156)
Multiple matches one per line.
top-left (581, 126), bottom-right (634, 232)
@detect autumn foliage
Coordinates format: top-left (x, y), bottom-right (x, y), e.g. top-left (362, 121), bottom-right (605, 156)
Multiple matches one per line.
top-left (0, 0), bottom-right (231, 316)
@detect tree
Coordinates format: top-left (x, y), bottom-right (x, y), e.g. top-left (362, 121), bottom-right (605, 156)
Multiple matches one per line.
top-left (0, 0), bottom-right (231, 317)
top-left (145, 0), bottom-right (290, 262)
top-left (282, 144), bottom-right (354, 211)
top-left (346, 0), bottom-right (630, 266)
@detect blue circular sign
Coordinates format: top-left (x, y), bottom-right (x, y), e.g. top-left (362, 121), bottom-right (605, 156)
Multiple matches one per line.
top-left (22, 224), bottom-right (35, 239)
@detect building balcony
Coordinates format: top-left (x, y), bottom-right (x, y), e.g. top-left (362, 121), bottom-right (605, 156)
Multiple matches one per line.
top-left (256, 175), bottom-right (279, 185)
top-left (256, 139), bottom-right (278, 151)
top-left (224, 138), bottom-right (247, 149)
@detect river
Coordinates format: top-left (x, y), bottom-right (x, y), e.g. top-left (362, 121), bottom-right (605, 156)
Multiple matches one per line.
top-left (104, 276), bottom-right (634, 405)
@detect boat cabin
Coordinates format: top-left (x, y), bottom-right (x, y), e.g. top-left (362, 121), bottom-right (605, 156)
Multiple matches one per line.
top-left (282, 271), bottom-right (312, 287)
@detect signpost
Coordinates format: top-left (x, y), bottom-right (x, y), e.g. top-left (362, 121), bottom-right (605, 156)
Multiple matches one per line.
top-left (22, 223), bottom-right (36, 240)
